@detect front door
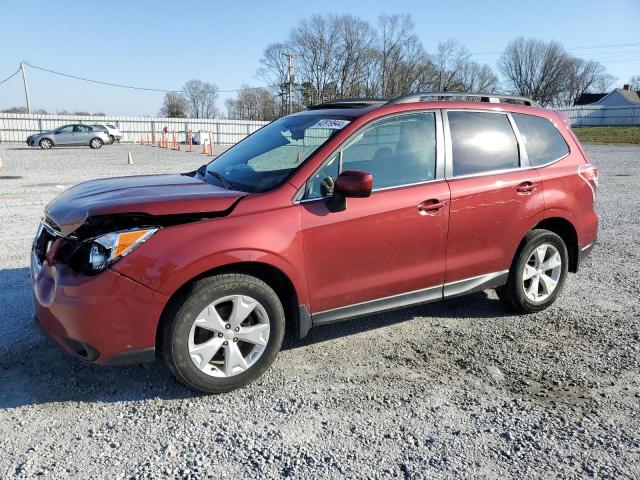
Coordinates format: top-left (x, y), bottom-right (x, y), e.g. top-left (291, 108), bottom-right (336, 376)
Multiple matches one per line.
top-left (443, 110), bottom-right (545, 286)
top-left (52, 125), bottom-right (75, 145)
top-left (299, 112), bottom-right (450, 318)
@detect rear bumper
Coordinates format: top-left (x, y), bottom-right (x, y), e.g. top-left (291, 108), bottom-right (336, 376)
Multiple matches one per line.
top-left (32, 259), bottom-right (168, 365)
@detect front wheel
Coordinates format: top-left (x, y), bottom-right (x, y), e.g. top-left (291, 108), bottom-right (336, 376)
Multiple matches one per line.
top-left (162, 274), bottom-right (285, 393)
top-left (496, 229), bottom-right (568, 313)
top-left (39, 138), bottom-right (53, 149)
top-left (89, 138), bottom-right (103, 149)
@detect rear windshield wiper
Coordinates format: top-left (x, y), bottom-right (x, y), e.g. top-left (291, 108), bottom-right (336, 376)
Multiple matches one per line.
top-left (208, 170), bottom-right (235, 190)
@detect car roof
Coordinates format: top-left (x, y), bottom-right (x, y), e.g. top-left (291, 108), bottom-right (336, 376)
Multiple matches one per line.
top-left (295, 92), bottom-right (547, 120)
top-left (295, 95), bottom-right (556, 124)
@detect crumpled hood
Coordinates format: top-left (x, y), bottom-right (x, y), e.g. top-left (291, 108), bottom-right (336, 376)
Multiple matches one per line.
top-left (45, 174), bottom-right (246, 235)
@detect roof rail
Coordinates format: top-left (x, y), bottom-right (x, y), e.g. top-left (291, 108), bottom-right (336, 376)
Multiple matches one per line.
top-left (389, 92), bottom-right (540, 107)
top-left (307, 99), bottom-right (387, 110)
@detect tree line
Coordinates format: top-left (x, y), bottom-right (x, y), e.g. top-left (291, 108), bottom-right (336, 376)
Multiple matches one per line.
top-left (223, 13), bottom-right (628, 120)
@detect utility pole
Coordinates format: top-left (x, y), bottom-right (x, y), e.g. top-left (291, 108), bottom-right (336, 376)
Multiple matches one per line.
top-left (20, 61), bottom-right (31, 114)
top-left (282, 52), bottom-right (294, 115)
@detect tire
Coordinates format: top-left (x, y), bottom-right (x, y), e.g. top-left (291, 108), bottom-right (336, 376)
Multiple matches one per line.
top-left (109, 135), bottom-right (115, 144)
top-left (496, 229), bottom-right (568, 313)
top-left (39, 138), bottom-right (53, 149)
top-left (162, 274), bottom-right (285, 394)
top-left (89, 138), bottom-right (103, 149)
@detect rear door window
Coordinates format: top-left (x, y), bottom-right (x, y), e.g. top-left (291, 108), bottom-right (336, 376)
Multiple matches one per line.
top-left (447, 111), bottom-right (519, 177)
top-left (512, 113), bottom-right (569, 166)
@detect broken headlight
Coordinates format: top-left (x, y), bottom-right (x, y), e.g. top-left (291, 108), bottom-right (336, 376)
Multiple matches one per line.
top-left (88, 228), bottom-right (157, 271)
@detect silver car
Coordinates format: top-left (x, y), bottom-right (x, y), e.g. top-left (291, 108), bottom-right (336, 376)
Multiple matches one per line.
top-left (26, 124), bottom-right (111, 149)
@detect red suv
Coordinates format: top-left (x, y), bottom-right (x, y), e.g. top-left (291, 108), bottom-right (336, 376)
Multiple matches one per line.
top-left (32, 93), bottom-right (598, 393)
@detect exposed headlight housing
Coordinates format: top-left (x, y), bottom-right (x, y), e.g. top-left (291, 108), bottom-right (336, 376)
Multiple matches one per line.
top-left (88, 228), bottom-right (157, 271)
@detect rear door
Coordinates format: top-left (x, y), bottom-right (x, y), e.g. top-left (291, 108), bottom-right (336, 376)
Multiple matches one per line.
top-left (73, 125), bottom-right (93, 144)
top-left (443, 110), bottom-right (544, 290)
top-left (299, 111), bottom-right (451, 318)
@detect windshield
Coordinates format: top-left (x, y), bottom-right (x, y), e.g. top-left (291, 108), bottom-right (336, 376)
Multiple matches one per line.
top-left (203, 115), bottom-right (351, 192)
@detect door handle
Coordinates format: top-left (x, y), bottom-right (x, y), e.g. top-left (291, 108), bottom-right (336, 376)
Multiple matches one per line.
top-left (418, 199), bottom-right (447, 215)
top-left (516, 181), bottom-right (537, 193)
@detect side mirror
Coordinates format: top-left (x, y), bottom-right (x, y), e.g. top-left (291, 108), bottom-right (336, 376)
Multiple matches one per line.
top-left (327, 170), bottom-right (372, 212)
top-left (334, 170), bottom-right (373, 198)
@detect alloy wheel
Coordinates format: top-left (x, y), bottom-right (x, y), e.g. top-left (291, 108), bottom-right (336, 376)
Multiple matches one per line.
top-left (188, 294), bottom-right (270, 377)
top-left (522, 243), bottom-right (562, 302)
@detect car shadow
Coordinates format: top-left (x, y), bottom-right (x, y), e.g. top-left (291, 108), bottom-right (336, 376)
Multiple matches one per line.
top-left (0, 266), bottom-right (510, 408)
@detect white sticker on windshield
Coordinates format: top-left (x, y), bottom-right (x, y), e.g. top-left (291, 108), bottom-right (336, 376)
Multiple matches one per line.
top-left (311, 119), bottom-right (351, 129)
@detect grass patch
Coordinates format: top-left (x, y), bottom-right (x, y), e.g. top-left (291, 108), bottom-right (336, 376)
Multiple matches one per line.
top-left (572, 126), bottom-right (640, 145)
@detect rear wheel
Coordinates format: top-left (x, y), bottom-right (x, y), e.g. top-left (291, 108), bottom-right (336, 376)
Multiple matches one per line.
top-left (89, 138), bottom-right (103, 149)
top-left (39, 138), bottom-right (53, 149)
top-left (162, 274), bottom-right (285, 393)
top-left (496, 229), bottom-right (568, 313)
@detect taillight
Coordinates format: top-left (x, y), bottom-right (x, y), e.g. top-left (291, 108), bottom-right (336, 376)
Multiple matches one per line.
top-left (578, 164), bottom-right (598, 202)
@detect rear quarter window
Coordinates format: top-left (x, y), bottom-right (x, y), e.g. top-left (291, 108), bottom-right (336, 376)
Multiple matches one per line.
top-left (512, 113), bottom-right (569, 166)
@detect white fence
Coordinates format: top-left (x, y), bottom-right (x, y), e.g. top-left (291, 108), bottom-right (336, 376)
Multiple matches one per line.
top-left (555, 105), bottom-right (640, 126)
top-left (0, 113), bottom-right (269, 144)
top-left (2, 106), bottom-right (637, 143)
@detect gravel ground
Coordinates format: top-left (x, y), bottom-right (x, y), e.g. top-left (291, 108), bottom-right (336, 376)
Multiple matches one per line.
top-left (0, 143), bottom-right (638, 479)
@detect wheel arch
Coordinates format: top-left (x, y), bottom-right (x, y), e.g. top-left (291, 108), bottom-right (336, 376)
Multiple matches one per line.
top-left (529, 217), bottom-right (579, 273)
top-left (155, 261), bottom-right (304, 353)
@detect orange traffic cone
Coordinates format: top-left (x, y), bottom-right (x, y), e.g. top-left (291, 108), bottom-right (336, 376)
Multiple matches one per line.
top-left (140, 135), bottom-right (145, 146)
top-left (172, 131), bottom-right (177, 150)
top-left (201, 142), bottom-right (208, 155)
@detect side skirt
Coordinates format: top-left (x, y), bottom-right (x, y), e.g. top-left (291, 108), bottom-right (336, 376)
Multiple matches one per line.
top-left (309, 270), bottom-right (509, 329)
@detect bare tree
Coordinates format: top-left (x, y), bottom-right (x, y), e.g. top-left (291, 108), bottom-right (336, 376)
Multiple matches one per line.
top-left (182, 79), bottom-right (219, 118)
top-left (289, 14), bottom-right (342, 105)
top-left (500, 37), bottom-right (617, 106)
top-left (159, 92), bottom-right (188, 118)
top-left (1, 106), bottom-right (30, 113)
top-left (225, 86), bottom-right (278, 121)
top-left (432, 39), bottom-right (472, 91)
top-left (257, 42), bottom-right (291, 113)
top-left (628, 75), bottom-right (640, 91)
top-left (335, 15), bottom-right (378, 98)
top-left (376, 14), bottom-right (430, 98)
top-left (557, 59), bottom-right (615, 105)
top-left (257, 13), bottom-right (506, 109)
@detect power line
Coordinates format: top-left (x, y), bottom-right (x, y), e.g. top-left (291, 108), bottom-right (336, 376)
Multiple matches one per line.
top-left (24, 61), bottom-right (264, 93)
top-left (470, 41), bottom-right (640, 57)
top-left (0, 67), bottom-right (21, 86)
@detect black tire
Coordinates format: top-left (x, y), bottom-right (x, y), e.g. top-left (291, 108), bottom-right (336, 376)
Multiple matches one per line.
top-left (109, 135), bottom-right (115, 144)
top-left (39, 138), bottom-right (53, 149)
top-left (496, 229), bottom-right (568, 313)
top-left (162, 274), bottom-right (285, 394)
top-left (89, 138), bottom-right (103, 149)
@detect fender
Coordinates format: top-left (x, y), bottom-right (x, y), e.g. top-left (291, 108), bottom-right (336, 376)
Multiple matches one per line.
top-left (113, 204), bottom-right (309, 307)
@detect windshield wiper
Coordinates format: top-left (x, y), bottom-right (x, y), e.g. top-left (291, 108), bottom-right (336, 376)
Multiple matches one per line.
top-left (208, 170), bottom-right (235, 190)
